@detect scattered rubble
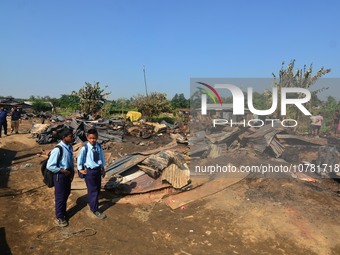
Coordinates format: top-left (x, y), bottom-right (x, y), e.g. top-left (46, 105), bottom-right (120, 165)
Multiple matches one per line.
top-left (31, 114), bottom-right (339, 208)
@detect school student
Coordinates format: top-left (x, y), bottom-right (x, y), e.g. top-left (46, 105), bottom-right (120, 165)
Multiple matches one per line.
top-left (47, 129), bottom-right (75, 227)
top-left (77, 128), bottom-right (107, 219)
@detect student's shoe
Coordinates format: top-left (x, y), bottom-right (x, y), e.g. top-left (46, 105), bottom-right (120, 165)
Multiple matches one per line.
top-left (93, 211), bottom-right (107, 220)
top-left (54, 218), bottom-right (68, 227)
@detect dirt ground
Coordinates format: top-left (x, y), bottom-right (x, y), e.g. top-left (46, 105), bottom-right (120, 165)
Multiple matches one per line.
top-left (0, 119), bottom-right (340, 255)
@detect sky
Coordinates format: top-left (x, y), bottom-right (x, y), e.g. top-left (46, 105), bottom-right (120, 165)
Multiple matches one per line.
top-left (0, 0), bottom-right (339, 101)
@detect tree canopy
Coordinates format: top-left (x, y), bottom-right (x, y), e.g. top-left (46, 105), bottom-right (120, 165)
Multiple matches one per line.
top-left (171, 93), bottom-right (190, 108)
top-left (271, 60), bottom-right (331, 120)
top-left (132, 92), bottom-right (172, 120)
top-left (72, 82), bottom-right (111, 115)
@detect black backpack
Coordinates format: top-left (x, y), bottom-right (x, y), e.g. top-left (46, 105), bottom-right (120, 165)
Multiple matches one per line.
top-left (40, 145), bottom-right (63, 187)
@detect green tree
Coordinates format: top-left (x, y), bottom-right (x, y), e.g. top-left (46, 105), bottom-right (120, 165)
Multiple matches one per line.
top-left (116, 98), bottom-right (128, 115)
top-left (73, 82), bottom-right (111, 116)
top-left (131, 92), bottom-right (172, 121)
top-left (320, 96), bottom-right (340, 128)
top-left (190, 90), bottom-right (202, 110)
top-left (31, 100), bottom-right (52, 112)
top-left (245, 91), bottom-right (268, 110)
top-left (57, 94), bottom-right (80, 110)
top-left (271, 60), bottom-right (331, 121)
top-left (101, 100), bottom-right (114, 118)
top-left (28, 96), bottom-right (53, 112)
top-left (189, 90), bottom-right (217, 110)
top-left (171, 93), bottom-right (190, 108)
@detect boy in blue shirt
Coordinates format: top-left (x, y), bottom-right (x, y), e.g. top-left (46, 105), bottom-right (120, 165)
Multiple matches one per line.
top-left (77, 128), bottom-right (107, 219)
top-left (47, 129), bottom-right (75, 227)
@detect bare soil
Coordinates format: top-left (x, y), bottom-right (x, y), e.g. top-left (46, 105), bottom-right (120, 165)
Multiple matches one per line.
top-left (0, 119), bottom-right (339, 255)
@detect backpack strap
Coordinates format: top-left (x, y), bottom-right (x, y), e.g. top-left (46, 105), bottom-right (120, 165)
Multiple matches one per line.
top-left (47, 145), bottom-right (63, 161)
top-left (84, 142), bottom-right (88, 156)
top-left (55, 145), bottom-right (63, 167)
top-left (45, 145), bottom-right (63, 175)
top-left (81, 142), bottom-right (88, 169)
top-left (97, 143), bottom-right (102, 151)
top-left (56, 145), bottom-right (63, 161)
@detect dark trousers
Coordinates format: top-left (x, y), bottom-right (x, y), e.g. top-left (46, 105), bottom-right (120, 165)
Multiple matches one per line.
top-left (85, 167), bottom-right (102, 212)
top-left (0, 122), bottom-right (7, 136)
top-left (54, 173), bottom-right (72, 219)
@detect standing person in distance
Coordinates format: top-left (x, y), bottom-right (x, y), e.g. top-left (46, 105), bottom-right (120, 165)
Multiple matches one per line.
top-left (11, 106), bottom-right (21, 134)
top-left (332, 110), bottom-right (340, 137)
top-left (0, 107), bottom-right (8, 137)
top-left (47, 129), bottom-right (75, 227)
top-left (77, 128), bottom-right (107, 219)
top-left (310, 112), bottom-right (324, 137)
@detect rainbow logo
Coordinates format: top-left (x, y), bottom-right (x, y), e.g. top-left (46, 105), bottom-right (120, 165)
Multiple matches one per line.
top-left (196, 82), bottom-right (223, 106)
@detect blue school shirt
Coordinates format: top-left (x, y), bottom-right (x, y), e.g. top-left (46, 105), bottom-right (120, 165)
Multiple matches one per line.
top-left (47, 141), bottom-right (74, 173)
top-left (77, 143), bottom-right (106, 170)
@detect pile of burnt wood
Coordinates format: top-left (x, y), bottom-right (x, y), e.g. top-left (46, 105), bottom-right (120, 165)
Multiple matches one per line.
top-left (101, 140), bottom-right (191, 192)
top-left (32, 118), bottom-right (125, 144)
top-left (190, 121), bottom-right (339, 178)
top-left (32, 117), bottom-right (189, 145)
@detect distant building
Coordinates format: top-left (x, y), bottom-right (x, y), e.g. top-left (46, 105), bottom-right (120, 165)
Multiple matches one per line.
top-left (0, 97), bottom-right (33, 113)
